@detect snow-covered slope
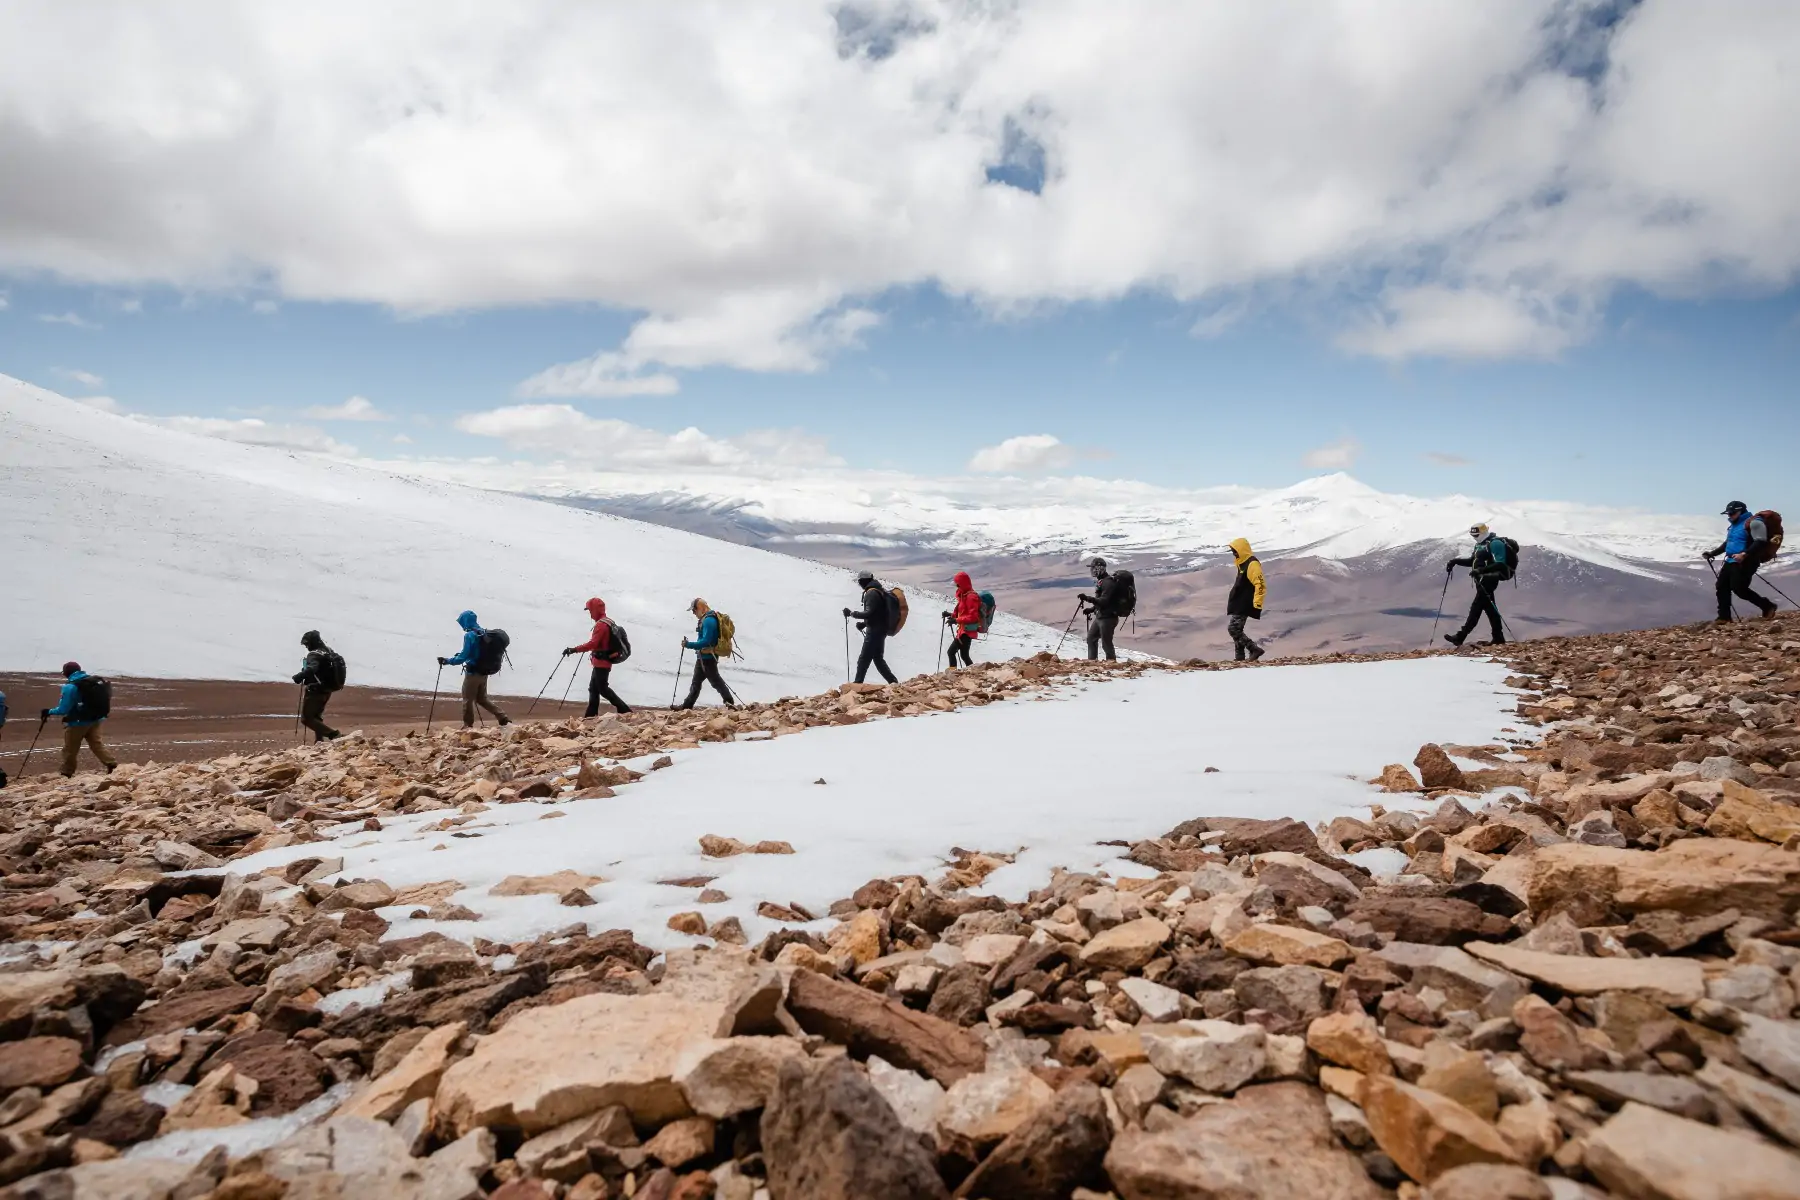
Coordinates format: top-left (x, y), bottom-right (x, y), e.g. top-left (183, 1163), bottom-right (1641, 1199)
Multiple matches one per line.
top-left (381, 458), bottom-right (1716, 570)
top-left (0, 377), bottom-right (1057, 695)
top-left (234, 655), bottom-right (1521, 950)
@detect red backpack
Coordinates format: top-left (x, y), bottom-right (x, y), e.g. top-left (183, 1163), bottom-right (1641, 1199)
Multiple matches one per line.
top-left (1754, 510), bottom-right (1784, 564)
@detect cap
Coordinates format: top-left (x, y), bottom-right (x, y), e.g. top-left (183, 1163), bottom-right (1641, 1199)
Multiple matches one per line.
top-left (1089, 557), bottom-right (1107, 571)
top-left (1723, 500), bottom-right (1748, 516)
top-left (1470, 523), bottom-right (1489, 539)
top-left (856, 571), bottom-right (875, 585)
top-left (61, 661), bottom-right (80, 677)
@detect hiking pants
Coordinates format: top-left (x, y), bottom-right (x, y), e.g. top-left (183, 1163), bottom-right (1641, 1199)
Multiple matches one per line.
top-left (1087, 612), bottom-right (1118, 661)
top-left (301, 688), bottom-right (339, 741)
top-left (1228, 615), bottom-right (1261, 661)
top-left (947, 633), bottom-right (974, 669)
top-left (585, 666), bottom-right (631, 717)
top-left (461, 673), bottom-right (509, 727)
top-left (60, 724), bottom-right (116, 777)
top-left (855, 630), bottom-right (898, 685)
top-left (1456, 578), bottom-right (1505, 643)
top-left (680, 655), bottom-right (736, 708)
top-left (1717, 559), bottom-right (1774, 620)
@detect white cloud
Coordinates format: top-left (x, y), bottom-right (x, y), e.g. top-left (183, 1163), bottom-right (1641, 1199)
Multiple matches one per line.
top-left (1425, 451), bottom-right (1472, 467)
top-left (301, 394), bottom-right (389, 421)
top-left (118, 298), bottom-right (142, 314)
top-left (0, 292), bottom-right (8, 310)
top-left (0, 2), bottom-right (1796, 370)
top-left (37, 312), bottom-right (99, 330)
top-left (147, 415), bottom-right (355, 456)
top-left (73, 394), bottom-right (121, 412)
top-left (969, 434), bottom-right (1076, 474)
top-left (55, 367), bottom-right (104, 388)
top-left (454, 403), bottom-right (842, 473)
top-left (1302, 438), bottom-right (1361, 470)
top-left (251, 299), bottom-right (279, 315)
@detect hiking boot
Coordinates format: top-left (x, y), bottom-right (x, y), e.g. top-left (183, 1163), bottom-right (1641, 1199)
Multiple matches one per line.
top-left (497, 715), bottom-right (512, 726)
top-left (1762, 603), bottom-right (1779, 619)
top-left (1714, 617), bottom-right (1734, 625)
top-left (104, 763), bottom-right (116, 774)
top-left (1443, 633), bottom-right (1465, 648)
top-left (1248, 644), bottom-right (1265, 661)
top-left (1234, 648), bottom-right (1245, 662)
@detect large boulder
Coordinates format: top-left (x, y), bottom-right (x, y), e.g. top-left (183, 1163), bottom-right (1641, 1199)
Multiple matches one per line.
top-left (761, 1056), bottom-right (949, 1200)
top-left (1525, 839), bottom-right (1800, 924)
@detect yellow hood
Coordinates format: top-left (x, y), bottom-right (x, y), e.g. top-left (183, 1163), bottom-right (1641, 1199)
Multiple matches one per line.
top-left (1229, 538), bottom-right (1253, 564)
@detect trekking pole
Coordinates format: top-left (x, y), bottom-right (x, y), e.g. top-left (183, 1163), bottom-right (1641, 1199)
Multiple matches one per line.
top-left (17, 716), bottom-right (46, 781)
top-left (843, 615), bottom-right (851, 682)
top-left (1707, 557), bottom-right (1736, 621)
top-left (1765, 578), bottom-right (1799, 610)
top-left (559, 655), bottom-right (581, 710)
top-left (526, 656), bottom-right (563, 716)
top-left (426, 663), bottom-right (443, 732)
top-left (1053, 601), bottom-right (1084, 657)
top-left (937, 615), bottom-right (947, 667)
top-left (1428, 571), bottom-right (1451, 647)
top-left (670, 647), bottom-right (686, 707)
top-left (294, 686), bottom-right (305, 745)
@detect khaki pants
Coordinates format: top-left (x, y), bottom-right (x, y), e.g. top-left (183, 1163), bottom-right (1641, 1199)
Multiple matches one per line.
top-left (461, 673), bottom-right (508, 727)
top-left (60, 724), bottom-right (116, 776)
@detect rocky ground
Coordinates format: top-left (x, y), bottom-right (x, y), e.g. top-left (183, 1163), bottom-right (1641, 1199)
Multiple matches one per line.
top-left (0, 617), bottom-right (1798, 1199)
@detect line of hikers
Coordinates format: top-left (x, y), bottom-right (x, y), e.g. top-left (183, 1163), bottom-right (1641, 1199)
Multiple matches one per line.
top-left (10, 506), bottom-right (1785, 780)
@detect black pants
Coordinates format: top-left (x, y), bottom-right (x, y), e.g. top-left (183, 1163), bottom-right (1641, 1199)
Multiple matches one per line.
top-left (947, 633), bottom-right (973, 668)
top-left (855, 630), bottom-right (898, 684)
top-left (1455, 578), bottom-right (1505, 643)
top-left (680, 655), bottom-right (736, 708)
top-left (585, 665), bottom-right (631, 717)
top-left (1228, 615), bottom-right (1261, 661)
top-left (300, 689), bottom-right (338, 740)
top-left (1717, 559), bottom-right (1774, 620)
top-left (1087, 612), bottom-right (1118, 661)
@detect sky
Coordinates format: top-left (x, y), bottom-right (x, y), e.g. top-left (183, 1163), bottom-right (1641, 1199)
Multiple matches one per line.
top-left (2, 0), bottom-right (1797, 516)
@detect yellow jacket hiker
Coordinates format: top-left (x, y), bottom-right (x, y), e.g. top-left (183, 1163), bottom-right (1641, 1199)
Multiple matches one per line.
top-left (1227, 538), bottom-right (1266, 662)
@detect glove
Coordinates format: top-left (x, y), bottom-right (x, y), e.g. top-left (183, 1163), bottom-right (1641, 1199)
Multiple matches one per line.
top-left (855, 623), bottom-right (866, 633)
top-left (1078, 593), bottom-right (1093, 605)
top-left (562, 647), bottom-right (576, 657)
top-left (292, 672), bottom-right (305, 684)
top-left (1445, 561), bottom-right (1456, 573)
top-left (1702, 549), bottom-right (1716, 560)
top-left (40, 708), bottom-right (50, 721)
top-left (437, 656), bottom-right (449, 666)
top-left (842, 608), bottom-right (853, 618)
top-left (941, 610), bottom-right (951, 619)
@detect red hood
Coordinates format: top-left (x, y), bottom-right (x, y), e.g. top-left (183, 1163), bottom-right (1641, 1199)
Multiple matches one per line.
top-left (585, 598), bottom-right (606, 620)
top-left (953, 571), bottom-right (973, 594)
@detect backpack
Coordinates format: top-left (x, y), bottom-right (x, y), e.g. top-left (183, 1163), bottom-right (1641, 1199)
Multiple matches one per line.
top-left (1754, 510), bottom-right (1784, 564)
top-left (1111, 569), bottom-right (1137, 618)
top-left (712, 612), bottom-right (737, 659)
top-left (602, 619), bottom-right (632, 664)
top-left (317, 650), bottom-right (347, 693)
top-left (72, 676), bottom-right (112, 722)
top-left (473, 629), bottom-right (510, 676)
top-left (887, 587), bottom-right (909, 636)
top-left (0, 690), bottom-right (7, 729)
top-left (1487, 536), bottom-right (1521, 581)
top-left (977, 591), bottom-right (998, 634)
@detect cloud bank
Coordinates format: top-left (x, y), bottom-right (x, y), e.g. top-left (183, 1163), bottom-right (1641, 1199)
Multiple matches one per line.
top-left (1, 0), bottom-right (1796, 386)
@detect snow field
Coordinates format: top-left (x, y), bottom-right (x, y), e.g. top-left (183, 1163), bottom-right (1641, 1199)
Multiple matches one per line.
top-left (0, 376), bottom-right (1058, 698)
top-left (231, 654), bottom-right (1523, 951)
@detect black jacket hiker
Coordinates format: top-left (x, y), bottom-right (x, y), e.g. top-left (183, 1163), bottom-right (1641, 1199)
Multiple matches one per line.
top-left (1446, 528), bottom-right (1506, 646)
top-left (1079, 558), bottom-right (1123, 661)
top-left (845, 577), bottom-right (898, 685)
top-left (293, 631), bottom-right (342, 741)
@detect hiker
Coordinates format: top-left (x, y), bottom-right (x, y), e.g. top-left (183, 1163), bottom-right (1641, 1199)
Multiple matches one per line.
top-left (678, 598), bottom-right (737, 709)
top-left (1078, 557), bottom-right (1125, 661)
top-left (1445, 524), bottom-right (1510, 646)
top-left (943, 571), bottom-right (982, 668)
top-left (1704, 501), bottom-right (1778, 621)
top-left (844, 571), bottom-right (900, 685)
top-left (292, 630), bottom-right (343, 741)
top-left (438, 610), bottom-right (510, 727)
top-left (1226, 538), bottom-right (1266, 662)
top-left (563, 597), bottom-right (632, 716)
top-left (42, 662), bottom-right (116, 777)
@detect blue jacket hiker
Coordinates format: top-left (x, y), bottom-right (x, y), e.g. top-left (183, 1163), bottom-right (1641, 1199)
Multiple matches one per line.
top-left (438, 611), bottom-right (509, 728)
top-left (677, 598), bottom-right (736, 710)
top-left (42, 661), bottom-right (117, 777)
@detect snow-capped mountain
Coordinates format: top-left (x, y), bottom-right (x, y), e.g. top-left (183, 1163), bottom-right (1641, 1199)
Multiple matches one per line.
top-left (0, 377), bottom-right (1057, 694)
top-left (380, 458), bottom-right (1718, 574)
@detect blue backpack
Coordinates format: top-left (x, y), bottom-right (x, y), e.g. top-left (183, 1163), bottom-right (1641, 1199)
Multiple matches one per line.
top-left (0, 689), bottom-right (8, 728)
top-left (977, 592), bottom-right (998, 633)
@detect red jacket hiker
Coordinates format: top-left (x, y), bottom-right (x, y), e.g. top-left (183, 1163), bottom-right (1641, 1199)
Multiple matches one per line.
top-left (952, 572), bottom-right (982, 638)
top-left (567, 598), bottom-right (616, 667)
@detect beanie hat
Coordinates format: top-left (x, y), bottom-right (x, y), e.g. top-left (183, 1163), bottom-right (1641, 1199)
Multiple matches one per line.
top-left (61, 661), bottom-right (80, 677)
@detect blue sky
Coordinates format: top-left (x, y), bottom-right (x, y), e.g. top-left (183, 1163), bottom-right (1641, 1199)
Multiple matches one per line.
top-left (2, 1), bottom-right (1797, 517)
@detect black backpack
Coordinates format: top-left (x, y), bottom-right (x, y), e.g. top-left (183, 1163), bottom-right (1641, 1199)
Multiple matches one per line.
top-left (1111, 569), bottom-right (1138, 618)
top-left (0, 690), bottom-right (8, 729)
top-left (317, 650), bottom-right (348, 692)
top-left (473, 629), bottom-right (510, 675)
top-left (72, 676), bottom-right (112, 722)
top-left (603, 619), bottom-right (632, 664)
top-left (1489, 536), bottom-right (1521, 581)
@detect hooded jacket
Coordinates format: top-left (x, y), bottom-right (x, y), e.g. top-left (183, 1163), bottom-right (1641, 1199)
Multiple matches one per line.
top-left (295, 634), bottom-right (338, 692)
top-left (444, 610), bottom-right (484, 672)
top-left (46, 671), bottom-right (100, 727)
top-left (848, 581), bottom-right (891, 636)
top-left (1452, 534), bottom-right (1506, 581)
top-left (951, 572), bottom-right (983, 638)
top-left (567, 598), bottom-right (617, 667)
top-left (1227, 539), bottom-right (1265, 618)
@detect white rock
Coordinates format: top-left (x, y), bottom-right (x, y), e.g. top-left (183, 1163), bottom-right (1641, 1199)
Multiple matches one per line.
top-left (1119, 977), bottom-right (1185, 1023)
top-left (1141, 1020), bottom-right (1268, 1093)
